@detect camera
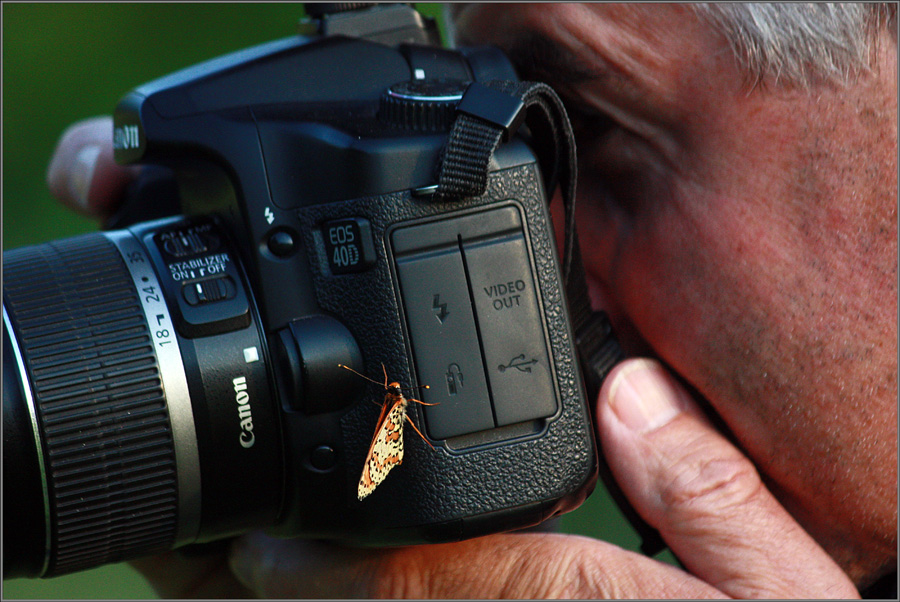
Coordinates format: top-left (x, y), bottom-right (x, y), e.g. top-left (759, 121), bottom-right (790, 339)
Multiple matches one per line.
top-left (3, 4), bottom-right (599, 578)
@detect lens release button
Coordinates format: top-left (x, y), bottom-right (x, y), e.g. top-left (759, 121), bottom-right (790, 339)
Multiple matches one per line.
top-left (309, 445), bottom-right (337, 471)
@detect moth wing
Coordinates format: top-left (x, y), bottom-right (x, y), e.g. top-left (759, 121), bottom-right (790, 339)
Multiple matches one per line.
top-left (358, 398), bottom-right (407, 500)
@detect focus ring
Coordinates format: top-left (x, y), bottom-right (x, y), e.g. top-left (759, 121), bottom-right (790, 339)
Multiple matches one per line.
top-left (3, 234), bottom-right (178, 576)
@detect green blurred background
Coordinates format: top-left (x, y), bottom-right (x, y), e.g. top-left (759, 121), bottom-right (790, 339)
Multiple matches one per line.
top-left (2, 3), bottom-right (651, 598)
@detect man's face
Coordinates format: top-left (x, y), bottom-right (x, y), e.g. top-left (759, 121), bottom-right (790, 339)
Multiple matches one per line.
top-left (452, 3), bottom-right (897, 582)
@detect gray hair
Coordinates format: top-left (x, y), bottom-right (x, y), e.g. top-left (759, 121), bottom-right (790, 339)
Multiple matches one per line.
top-left (693, 3), bottom-right (896, 87)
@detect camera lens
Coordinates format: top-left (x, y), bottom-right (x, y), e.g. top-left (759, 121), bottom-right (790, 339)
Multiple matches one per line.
top-left (2, 219), bottom-right (282, 578)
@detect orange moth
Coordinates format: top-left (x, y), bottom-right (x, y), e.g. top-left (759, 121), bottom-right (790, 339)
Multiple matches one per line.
top-left (339, 364), bottom-right (436, 500)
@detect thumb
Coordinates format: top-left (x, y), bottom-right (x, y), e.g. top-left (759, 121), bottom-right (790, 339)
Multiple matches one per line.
top-left (597, 358), bottom-right (859, 598)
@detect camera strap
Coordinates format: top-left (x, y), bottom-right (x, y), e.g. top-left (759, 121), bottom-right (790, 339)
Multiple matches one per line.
top-left (435, 80), bottom-right (666, 556)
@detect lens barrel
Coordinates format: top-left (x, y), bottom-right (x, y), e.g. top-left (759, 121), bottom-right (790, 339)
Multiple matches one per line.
top-left (3, 220), bottom-right (282, 577)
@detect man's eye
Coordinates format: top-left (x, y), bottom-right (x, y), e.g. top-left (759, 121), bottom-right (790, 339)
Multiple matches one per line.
top-left (563, 102), bottom-right (617, 143)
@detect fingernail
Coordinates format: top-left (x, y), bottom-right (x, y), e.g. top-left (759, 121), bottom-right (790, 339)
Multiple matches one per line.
top-left (68, 144), bottom-right (102, 210)
top-left (607, 359), bottom-right (685, 433)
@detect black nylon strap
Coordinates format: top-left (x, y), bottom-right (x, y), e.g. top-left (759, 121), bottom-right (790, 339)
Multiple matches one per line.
top-left (435, 80), bottom-right (666, 557)
top-left (436, 113), bottom-right (502, 200)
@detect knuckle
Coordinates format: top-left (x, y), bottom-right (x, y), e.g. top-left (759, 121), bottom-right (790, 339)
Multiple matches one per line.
top-left (508, 536), bottom-right (623, 598)
top-left (659, 444), bottom-right (764, 519)
top-left (556, 551), bottom-right (616, 598)
top-left (366, 550), bottom-right (426, 599)
top-left (551, 538), bottom-right (654, 598)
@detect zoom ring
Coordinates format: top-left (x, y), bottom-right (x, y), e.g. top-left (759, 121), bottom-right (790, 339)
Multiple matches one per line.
top-left (3, 234), bottom-right (178, 576)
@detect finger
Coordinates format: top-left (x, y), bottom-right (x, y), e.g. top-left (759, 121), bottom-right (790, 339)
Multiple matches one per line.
top-left (597, 358), bottom-right (860, 598)
top-left (46, 116), bottom-right (141, 219)
top-left (130, 546), bottom-right (254, 599)
top-left (228, 530), bottom-right (725, 598)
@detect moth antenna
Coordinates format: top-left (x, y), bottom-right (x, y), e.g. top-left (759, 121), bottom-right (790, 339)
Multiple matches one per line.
top-left (340, 363), bottom-right (432, 394)
top-left (337, 363), bottom-right (384, 387)
top-left (399, 384), bottom-right (431, 394)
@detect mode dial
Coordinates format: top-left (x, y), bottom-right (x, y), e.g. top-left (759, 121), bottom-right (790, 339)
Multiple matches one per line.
top-left (379, 80), bottom-right (468, 132)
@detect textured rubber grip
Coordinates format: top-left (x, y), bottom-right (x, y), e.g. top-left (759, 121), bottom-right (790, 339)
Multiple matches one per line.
top-left (3, 233), bottom-right (178, 576)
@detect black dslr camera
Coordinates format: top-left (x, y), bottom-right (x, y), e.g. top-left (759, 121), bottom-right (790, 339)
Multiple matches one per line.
top-left (3, 4), bottom-right (601, 578)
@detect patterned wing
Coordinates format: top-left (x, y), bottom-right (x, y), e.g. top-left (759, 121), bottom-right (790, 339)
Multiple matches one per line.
top-left (358, 397), bottom-right (407, 500)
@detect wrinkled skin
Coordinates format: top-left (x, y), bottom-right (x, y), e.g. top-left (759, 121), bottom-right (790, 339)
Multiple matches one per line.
top-left (450, 3), bottom-right (897, 583)
top-left (45, 3), bottom-right (896, 597)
